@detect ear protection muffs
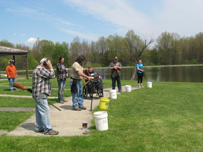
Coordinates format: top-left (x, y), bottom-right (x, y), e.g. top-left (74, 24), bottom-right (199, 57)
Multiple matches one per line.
top-left (43, 58), bottom-right (48, 66)
top-left (8, 59), bottom-right (14, 64)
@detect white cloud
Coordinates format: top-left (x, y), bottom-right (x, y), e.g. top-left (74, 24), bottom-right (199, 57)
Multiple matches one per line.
top-left (59, 28), bottom-right (98, 40)
top-left (64, 0), bottom-right (203, 37)
top-left (63, 0), bottom-right (153, 34)
top-left (25, 37), bottom-right (38, 44)
top-left (20, 34), bottom-right (26, 36)
top-left (13, 33), bottom-right (16, 36)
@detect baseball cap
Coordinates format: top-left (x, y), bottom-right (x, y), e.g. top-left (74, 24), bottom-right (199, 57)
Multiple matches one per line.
top-left (114, 57), bottom-right (118, 60)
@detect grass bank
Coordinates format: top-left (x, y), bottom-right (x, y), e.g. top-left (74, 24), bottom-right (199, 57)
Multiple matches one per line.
top-left (0, 81), bottom-right (203, 151)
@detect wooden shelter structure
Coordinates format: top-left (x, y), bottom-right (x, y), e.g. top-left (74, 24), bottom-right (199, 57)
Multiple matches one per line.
top-left (0, 46), bottom-right (29, 79)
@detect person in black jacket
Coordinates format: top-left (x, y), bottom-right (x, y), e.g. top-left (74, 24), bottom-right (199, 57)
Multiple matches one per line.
top-left (86, 66), bottom-right (103, 93)
top-left (56, 57), bottom-right (68, 104)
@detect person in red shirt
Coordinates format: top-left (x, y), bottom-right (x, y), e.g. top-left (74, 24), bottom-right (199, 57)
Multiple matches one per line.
top-left (6, 59), bottom-right (18, 91)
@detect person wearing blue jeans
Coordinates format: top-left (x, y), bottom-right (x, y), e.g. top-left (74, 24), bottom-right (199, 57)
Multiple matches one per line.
top-left (56, 57), bottom-right (69, 104)
top-left (35, 97), bottom-right (51, 133)
top-left (32, 58), bottom-right (59, 135)
top-left (6, 59), bottom-right (17, 91)
top-left (70, 55), bottom-right (93, 111)
top-left (109, 57), bottom-right (122, 92)
top-left (8, 78), bottom-right (17, 90)
top-left (112, 76), bottom-right (121, 90)
top-left (70, 81), bottom-right (83, 109)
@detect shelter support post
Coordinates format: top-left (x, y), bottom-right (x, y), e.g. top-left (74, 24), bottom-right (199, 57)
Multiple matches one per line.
top-left (26, 54), bottom-right (28, 79)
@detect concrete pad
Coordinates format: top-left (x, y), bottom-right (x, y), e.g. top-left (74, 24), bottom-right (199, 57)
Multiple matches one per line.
top-left (7, 86), bottom-right (139, 136)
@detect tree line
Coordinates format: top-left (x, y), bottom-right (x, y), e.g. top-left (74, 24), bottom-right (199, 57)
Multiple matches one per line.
top-left (0, 30), bottom-right (203, 71)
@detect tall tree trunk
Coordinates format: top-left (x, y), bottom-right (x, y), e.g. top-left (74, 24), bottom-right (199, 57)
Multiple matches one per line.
top-left (131, 62), bottom-right (137, 80)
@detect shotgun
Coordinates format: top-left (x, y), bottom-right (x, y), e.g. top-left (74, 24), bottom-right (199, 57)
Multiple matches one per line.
top-left (13, 82), bottom-right (61, 111)
top-left (115, 68), bottom-right (120, 82)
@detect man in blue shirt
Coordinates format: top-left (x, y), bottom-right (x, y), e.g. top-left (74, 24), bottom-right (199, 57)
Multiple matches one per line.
top-left (109, 57), bottom-right (122, 92)
top-left (136, 60), bottom-right (144, 88)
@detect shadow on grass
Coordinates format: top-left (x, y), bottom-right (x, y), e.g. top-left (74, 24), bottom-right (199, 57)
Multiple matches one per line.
top-left (3, 88), bottom-right (11, 91)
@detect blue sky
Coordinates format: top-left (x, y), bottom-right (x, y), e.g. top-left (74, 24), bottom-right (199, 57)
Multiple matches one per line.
top-left (0, 0), bottom-right (203, 46)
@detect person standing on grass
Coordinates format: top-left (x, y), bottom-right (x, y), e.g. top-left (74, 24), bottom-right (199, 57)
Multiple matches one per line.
top-left (32, 58), bottom-right (59, 135)
top-left (137, 59), bottom-right (144, 88)
top-left (109, 57), bottom-right (122, 92)
top-left (70, 55), bottom-right (93, 111)
top-left (6, 59), bottom-right (17, 91)
top-left (56, 57), bottom-right (69, 104)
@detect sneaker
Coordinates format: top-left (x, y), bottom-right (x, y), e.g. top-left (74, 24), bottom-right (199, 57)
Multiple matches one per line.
top-left (35, 129), bottom-right (44, 133)
top-left (97, 90), bottom-right (102, 93)
top-left (118, 90), bottom-right (122, 93)
top-left (79, 106), bottom-right (86, 110)
top-left (44, 129), bottom-right (59, 135)
top-left (138, 86), bottom-right (141, 88)
top-left (63, 99), bottom-right (68, 102)
top-left (59, 100), bottom-right (64, 104)
top-left (73, 107), bottom-right (81, 111)
top-left (10, 89), bottom-right (13, 91)
top-left (141, 85), bottom-right (144, 88)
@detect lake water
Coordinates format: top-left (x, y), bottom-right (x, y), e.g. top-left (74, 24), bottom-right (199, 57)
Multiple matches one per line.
top-left (93, 65), bottom-right (203, 82)
top-left (3, 65), bottom-right (202, 82)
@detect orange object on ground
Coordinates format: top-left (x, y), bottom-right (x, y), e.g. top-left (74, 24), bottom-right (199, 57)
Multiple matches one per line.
top-left (6, 65), bottom-right (17, 78)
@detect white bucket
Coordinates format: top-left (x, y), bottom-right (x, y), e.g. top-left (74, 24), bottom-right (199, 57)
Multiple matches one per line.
top-left (147, 82), bottom-right (152, 88)
top-left (125, 85), bottom-right (131, 92)
top-left (94, 111), bottom-right (108, 131)
top-left (109, 90), bottom-right (117, 99)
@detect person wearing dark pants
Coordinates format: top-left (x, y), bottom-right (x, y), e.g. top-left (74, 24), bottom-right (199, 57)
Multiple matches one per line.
top-left (86, 66), bottom-right (103, 93)
top-left (109, 57), bottom-right (122, 92)
top-left (56, 57), bottom-right (69, 104)
top-left (136, 60), bottom-right (144, 88)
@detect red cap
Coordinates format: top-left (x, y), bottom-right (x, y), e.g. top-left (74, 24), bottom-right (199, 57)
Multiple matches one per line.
top-left (88, 66), bottom-right (92, 69)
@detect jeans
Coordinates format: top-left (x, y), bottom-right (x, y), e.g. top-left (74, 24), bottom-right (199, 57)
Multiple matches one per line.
top-left (112, 76), bottom-right (121, 90)
top-left (8, 78), bottom-right (17, 90)
top-left (58, 78), bottom-right (66, 101)
top-left (70, 81), bottom-right (83, 109)
top-left (34, 98), bottom-right (52, 133)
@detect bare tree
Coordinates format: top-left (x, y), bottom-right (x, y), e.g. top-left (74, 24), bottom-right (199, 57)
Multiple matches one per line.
top-left (130, 36), bottom-right (154, 80)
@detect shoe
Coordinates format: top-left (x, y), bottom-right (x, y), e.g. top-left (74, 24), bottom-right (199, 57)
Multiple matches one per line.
top-left (118, 90), bottom-right (122, 93)
top-left (10, 90), bottom-right (13, 91)
top-left (63, 99), bottom-right (68, 102)
top-left (35, 129), bottom-right (44, 133)
top-left (44, 129), bottom-right (59, 135)
top-left (138, 86), bottom-right (141, 88)
top-left (79, 106), bottom-right (86, 110)
top-left (73, 107), bottom-right (81, 111)
top-left (97, 90), bottom-right (102, 93)
top-left (141, 85), bottom-right (144, 88)
top-left (59, 100), bottom-right (64, 104)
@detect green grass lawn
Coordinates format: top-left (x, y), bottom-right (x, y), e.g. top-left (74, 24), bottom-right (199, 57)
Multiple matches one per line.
top-left (0, 111), bottom-right (34, 131)
top-left (0, 81), bottom-right (203, 151)
top-left (0, 97), bottom-right (58, 108)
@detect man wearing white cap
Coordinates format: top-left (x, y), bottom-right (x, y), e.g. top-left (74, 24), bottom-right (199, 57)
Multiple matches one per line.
top-left (32, 58), bottom-right (59, 135)
top-left (109, 57), bottom-right (122, 92)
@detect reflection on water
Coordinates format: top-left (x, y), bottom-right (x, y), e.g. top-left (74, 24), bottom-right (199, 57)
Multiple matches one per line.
top-left (93, 66), bottom-right (203, 82)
